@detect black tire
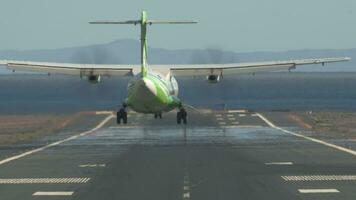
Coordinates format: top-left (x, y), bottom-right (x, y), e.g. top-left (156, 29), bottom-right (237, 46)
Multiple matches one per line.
top-left (154, 113), bottom-right (158, 119)
top-left (123, 111), bottom-right (127, 124)
top-left (158, 113), bottom-right (162, 119)
top-left (116, 111), bottom-right (121, 124)
top-left (181, 109), bottom-right (187, 124)
top-left (177, 112), bottom-right (182, 124)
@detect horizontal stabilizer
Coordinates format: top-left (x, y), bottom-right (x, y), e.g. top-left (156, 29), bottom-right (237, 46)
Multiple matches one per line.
top-left (89, 20), bottom-right (141, 25)
top-left (147, 20), bottom-right (198, 24)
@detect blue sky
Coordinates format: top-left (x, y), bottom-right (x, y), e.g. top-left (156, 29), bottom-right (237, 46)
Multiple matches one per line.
top-left (0, 0), bottom-right (355, 52)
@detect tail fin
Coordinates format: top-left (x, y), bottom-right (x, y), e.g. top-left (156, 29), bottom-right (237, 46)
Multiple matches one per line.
top-left (90, 11), bottom-right (197, 78)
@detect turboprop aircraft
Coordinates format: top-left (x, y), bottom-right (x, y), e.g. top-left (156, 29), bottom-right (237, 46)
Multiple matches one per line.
top-left (0, 11), bottom-right (351, 124)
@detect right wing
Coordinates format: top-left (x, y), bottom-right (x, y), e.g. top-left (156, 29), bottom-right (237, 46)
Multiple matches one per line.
top-left (150, 57), bottom-right (351, 76)
top-left (0, 60), bottom-right (140, 77)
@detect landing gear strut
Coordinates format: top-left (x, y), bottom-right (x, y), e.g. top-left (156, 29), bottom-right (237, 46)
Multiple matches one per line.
top-left (177, 107), bottom-right (187, 124)
top-left (117, 104), bottom-right (127, 124)
top-left (154, 113), bottom-right (162, 119)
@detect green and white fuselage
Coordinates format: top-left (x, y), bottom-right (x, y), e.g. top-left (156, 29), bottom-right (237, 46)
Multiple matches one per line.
top-left (126, 11), bottom-right (181, 113)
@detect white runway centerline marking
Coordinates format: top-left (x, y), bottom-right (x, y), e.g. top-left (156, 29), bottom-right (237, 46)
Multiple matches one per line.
top-left (33, 191), bottom-right (74, 196)
top-left (0, 114), bottom-right (114, 166)
top-left (183, 171), bottom-right (190, 200)
top-left (265, 162), bottom-right (293, 165)
top-left (282, 175), bottom-right (356, 181)
top-left (256, 113), bottom-right (356, 156)
top-left (79, 164), bottom-right (106, 168)
top-left (298, 189), bottom-right (339, 194)
top-left (0, 178), bottom-right (90, 184)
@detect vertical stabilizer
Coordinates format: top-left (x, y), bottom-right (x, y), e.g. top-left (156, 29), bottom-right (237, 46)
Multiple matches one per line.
top-left (89, 11), bottom-right (197, 78)
top-left (140, 11), bottom-right (148, 77)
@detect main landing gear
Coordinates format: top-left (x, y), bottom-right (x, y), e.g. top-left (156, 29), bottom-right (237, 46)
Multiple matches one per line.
top-left (117, 104), bottom-right (127, 124)
top-left (177, 107), bottom-right (187, 124)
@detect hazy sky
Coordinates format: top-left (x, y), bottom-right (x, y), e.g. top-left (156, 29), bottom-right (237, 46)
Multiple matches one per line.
top-left (0, 0), bottom-right (355, 52)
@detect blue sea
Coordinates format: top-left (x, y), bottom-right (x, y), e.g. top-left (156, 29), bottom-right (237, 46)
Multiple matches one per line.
top-left (0, 73), bottom-right (355, 113)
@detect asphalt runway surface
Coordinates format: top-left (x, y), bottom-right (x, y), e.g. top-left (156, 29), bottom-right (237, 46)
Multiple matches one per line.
top-left (0, 110), bottom-right (356, 200)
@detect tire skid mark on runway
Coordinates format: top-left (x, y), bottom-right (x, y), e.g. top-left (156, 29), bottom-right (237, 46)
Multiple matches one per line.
top-left (0, 114), bottom-right (114, 166)
top-left (256, 113), bottom-right (356, 156)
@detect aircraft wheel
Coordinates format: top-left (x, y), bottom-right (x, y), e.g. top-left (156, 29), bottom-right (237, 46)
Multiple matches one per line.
top-left (177, 112), bottom-right (182, 124)
top-left (117, 108), bottom-right (127, 124)
top-left (123, 111), bottom-right (127, 124)
top-left (116, 111), bottom-right (121, 124)
top-left (181, 108), bottom-right (187, 124)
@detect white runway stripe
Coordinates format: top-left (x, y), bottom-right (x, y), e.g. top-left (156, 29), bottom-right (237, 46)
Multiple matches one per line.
top-left (79, 164), bottom-right (106, 168)
top-left (256, 113), bottom-right (356, 156)
top-left (282, 175), bottom-right (356, 181)
top-left (0, 178), bottom-right (90, 184)
top-left (265, 162), bottom-right (293, 165)
top-left (228, 110), bottom-right (247, 113)
top-left (33, 191), bottom-right (74, 196)
top-left (0, 114), bottom-right (114, 166)
top-left (298, 189), bottom-right (339, 193)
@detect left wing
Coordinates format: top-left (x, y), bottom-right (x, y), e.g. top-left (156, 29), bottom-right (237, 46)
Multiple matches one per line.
top-left (0, 60), bottom-right (140, 76)
top-left (150, 57), bottom-right (351, 76)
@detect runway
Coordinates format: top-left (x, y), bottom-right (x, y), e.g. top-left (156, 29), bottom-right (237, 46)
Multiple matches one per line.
top-left (0, 110), bottom-right (356, 200)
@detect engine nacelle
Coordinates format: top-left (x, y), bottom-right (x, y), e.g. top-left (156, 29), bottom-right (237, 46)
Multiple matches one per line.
top-left (87, 75), bottom-right (101, 84)
top-left (206, 75), bottom-right (221, 83)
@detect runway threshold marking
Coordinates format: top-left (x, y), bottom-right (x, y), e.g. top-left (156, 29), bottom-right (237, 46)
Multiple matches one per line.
top-left (265, 162), bottom-right (293, 165)
top-left (256, 113), bottom-right (356, 156)
top-left (33, 191), bottom-right (74, 196)
top-left (298, 189), bottom-right (339, 194)
top-left (282, 175), bottom-right (356, 181)
top-left (0, 178), bottom-right (90, 184)
top-left (0, 114), bottom-right (114, 166)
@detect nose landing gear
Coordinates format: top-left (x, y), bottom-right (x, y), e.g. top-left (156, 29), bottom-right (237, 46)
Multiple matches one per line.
top-left (177, 108), bottom-right (187, 124)
top-left (154, 113), bottom-right (162, 119)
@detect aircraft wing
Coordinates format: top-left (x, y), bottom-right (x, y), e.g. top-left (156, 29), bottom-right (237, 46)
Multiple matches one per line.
top-left (151, 57), bottom-right (351, 76)
top-left (0, 60), bottom-right (139, 76)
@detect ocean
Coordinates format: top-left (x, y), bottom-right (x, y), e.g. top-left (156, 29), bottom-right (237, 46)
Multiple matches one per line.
top-left (0, 73), bottom-right (355, 113)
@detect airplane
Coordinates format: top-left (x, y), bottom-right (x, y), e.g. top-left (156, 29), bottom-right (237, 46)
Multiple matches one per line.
top-left (0, 11), bottom-right (351, 124)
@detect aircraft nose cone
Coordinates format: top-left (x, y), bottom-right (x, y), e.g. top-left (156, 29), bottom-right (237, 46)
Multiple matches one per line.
top-left (143, 78), bottom-right (157, 96)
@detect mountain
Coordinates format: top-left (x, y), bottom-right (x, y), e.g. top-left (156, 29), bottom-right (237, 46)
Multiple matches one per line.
top-left (0, 39), bottom-right (355, 73)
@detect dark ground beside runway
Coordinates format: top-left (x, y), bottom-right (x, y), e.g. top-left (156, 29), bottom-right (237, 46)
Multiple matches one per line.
top-left (0, 111), bottom-right (355, 200)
